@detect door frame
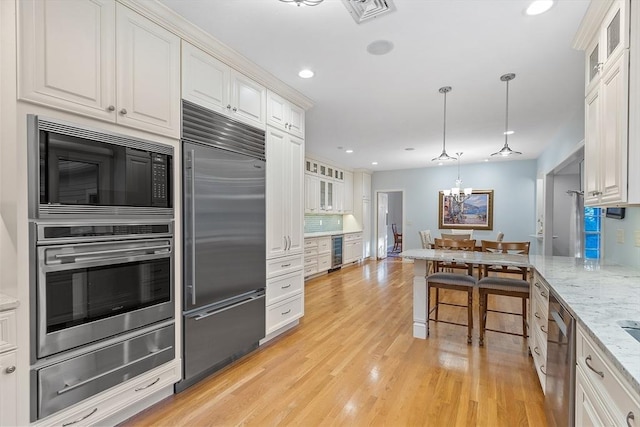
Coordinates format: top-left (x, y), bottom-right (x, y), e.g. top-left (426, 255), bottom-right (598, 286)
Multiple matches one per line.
top-left (374, 189), bottom-right (405, 259)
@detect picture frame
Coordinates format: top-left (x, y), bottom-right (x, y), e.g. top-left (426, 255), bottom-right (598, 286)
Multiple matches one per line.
top-left (438, 189), bottom-right (494, 230)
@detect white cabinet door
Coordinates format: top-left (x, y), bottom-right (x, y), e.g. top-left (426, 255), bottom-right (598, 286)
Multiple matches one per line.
top-left (584, 86), bottom-right (600, 205)
top-left (0, 351), bottom-right (17, 427)
top-left (343, 171), bottom-right (354, 213)
top-left (287, 135), bottom-right (304, 254)
top-left (334, 181), bottom-right (344, 213)
top-left (305, 174), bottom-right (320, 213)
top-left (18, 0), bottom-right (116, 120)
top-left (598, 51), bottom-right (628, 205)
top-left (182, 41), bottom-right (230, 115)
top-left (288, 103), bottom-right (305, 139)
top-left (266, 91), bottom-right (288, 131)
top-left (230, 70), bottom-right (266, 129)
top-left (116, 4), bottom-right (180, 138)
top-left (266, 128), bottom-right (288, 259)
top-left (576, 367), bottom-right (616, 427)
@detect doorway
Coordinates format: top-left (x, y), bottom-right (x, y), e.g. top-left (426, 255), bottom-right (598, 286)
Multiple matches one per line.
top-left (375, 190), bottom-right (404, 259)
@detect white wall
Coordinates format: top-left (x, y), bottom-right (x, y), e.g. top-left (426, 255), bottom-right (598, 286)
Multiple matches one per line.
top-left (372, 159), bottom-right (537, 251)
top-left (603, 207), bottom-right (640, 267)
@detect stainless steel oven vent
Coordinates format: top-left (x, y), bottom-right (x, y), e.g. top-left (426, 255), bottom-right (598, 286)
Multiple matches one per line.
top-left (341, 0), bottom-right (396, 24)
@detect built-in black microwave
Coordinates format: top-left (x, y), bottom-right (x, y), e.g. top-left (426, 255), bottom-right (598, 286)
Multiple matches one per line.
top-left (28, 115), bottom-right (173, 218)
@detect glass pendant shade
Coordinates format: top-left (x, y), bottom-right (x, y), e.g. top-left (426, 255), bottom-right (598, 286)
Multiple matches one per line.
top-left (491, 73), bottom-right (522, 157)
top-left (279, 0), bottom-right (324, 6)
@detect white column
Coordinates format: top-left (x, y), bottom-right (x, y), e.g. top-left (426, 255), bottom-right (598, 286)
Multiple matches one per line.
top-left (412, 260), bottom-right (429, 339)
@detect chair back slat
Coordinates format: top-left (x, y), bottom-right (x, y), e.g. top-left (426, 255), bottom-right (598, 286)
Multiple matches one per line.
top-left (441, 233), bottom-right (471, 240)
top-left (433, 238), bottom-right (476, 275)
top-left (480, 240), bottom-right (530, 279)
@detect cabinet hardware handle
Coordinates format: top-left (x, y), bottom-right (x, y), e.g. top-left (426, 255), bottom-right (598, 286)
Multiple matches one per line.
top-left (227, 104), bottom-right (232, 109)
top-left (533, 347), bottom-right (541, 356)
top-left (282, 284), bottom-right (291, 289)
top-left (281, 309), bottom-right (291, 315)
top-left (534, 282), bottom-right (540, 289)
top-left (285, 122), bottom-right (289, 128)
top-left (540, 325), bottom-right (547, 334)
top-left (107, 105), bottom-right (115, 111)
top-left (593, 62), bottom-right (603, 72)
top-left (119, 108), bottom-right (127, 115)
top-left (585, 355), bottom-right (604, 378)
top-left (627, 411), bottom-right (635, 427)
top-left (5, 366), bottom-right (16, 374)
top-left (62, 408), bottom-right (98, 426)
top-left (135, 377), bottom-right (160, 392)
top-left (540, 365), bottom-right (546, 375)
top-left (540, 291), bottom-right (547, 298)
top-left (534, 312), bottom-right (541, 319)
top-left (281, 263), bottom-right (291, 267)
top-left (232, 107), bottom-right (237, 112)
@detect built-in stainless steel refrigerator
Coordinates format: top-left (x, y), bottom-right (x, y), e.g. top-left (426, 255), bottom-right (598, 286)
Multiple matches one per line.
top-left (177, 101), bottom-right (266, 391)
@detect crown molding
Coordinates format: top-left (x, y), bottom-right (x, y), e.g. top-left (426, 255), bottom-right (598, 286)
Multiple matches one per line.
top-left (572, 0), bottom-right (615, 50)
top-left (118, 0), bottom-right (314, 110)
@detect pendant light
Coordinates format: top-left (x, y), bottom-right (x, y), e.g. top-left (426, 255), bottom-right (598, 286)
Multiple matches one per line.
top-left (491, 73), bottom-right (522, 157)
top-left (279, 0), bottom-right (324, 6)
top-left (432, 86), bottom-right (456, 162)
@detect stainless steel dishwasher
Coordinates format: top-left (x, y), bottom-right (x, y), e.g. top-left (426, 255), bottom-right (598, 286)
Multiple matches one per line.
top-left (545, 289), bottom-right (576, 427)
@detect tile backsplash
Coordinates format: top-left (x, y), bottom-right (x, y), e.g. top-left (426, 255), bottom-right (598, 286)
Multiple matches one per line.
top-left (304, 214), bottom-right (342, 233)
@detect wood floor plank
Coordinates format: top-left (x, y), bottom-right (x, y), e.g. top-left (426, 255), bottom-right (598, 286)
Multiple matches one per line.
top-left (121, 258), bottom-right (548, 427)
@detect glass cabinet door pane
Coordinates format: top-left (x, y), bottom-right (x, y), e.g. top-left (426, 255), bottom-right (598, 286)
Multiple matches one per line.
top-left (589, 44), bottom-right (599, 82)
top-left (320, 181), bottom-right (326, 208)
top-left (607, 10), bottom-right (620, 57)
top-left (328, 182), bottom-right (333, 208)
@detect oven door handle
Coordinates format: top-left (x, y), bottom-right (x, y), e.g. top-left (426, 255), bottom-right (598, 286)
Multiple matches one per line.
top-left (54, 244), bottom-right (171, 261)
top-left (55, 345), bottom-right (173, 396)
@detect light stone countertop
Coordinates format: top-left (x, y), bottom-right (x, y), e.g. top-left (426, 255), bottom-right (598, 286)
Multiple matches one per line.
top-left (304, 230), bottom-right (362, 238)
top-left (402, 250), bottom-right (640, 396)
top-left (0, 293), bottom-right (19, 312)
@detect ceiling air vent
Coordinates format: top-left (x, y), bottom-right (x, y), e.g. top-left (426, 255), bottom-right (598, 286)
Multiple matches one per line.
top-left (341, 0), bottom-right (396, 24)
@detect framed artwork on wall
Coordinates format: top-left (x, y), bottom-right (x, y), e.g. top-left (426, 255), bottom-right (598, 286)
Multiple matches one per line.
top-left (438, 189), bottom-right (494, 230)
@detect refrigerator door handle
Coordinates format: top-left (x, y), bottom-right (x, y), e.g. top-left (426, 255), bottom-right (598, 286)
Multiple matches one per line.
top-left (191, 294), bottom-right (264, 321)
top-left (187, 149), bottom-right (197, 306)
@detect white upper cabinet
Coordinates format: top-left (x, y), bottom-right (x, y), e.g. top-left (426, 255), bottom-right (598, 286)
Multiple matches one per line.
top-left (181, 41), bottom-right (230, 116)
top-left (181, 41), bottom-right (266, 129)
top-left (18, 0), bottom-right (181, 138)
top-left (267, 90), bottom-right (305, 139)
top-left (18, 0), bottom-right (116, 120)
top-left (575, 0), bottom-right (635, 206)
top-left (116, 4), bottom-right (180, 137)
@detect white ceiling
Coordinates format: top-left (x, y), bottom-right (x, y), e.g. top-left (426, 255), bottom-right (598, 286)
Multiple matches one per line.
top-left (160, 0), bottom-right (590, 171)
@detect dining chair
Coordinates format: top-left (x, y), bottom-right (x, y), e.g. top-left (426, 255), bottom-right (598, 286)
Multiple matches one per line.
top-left (391, 223), bottom-right (403, 252)
top-left (496, 231), bottom-right (504, 242)
top-left (427, 238), bottom-right (477, 344)
top-left (477, 240), bottom-right (530, 346)
top-left (441, 233), bottom-right (471, 241)
top-left (451, 229), bottom-right (474, 239)
top-left (418, 230), bottom-right (432, 249)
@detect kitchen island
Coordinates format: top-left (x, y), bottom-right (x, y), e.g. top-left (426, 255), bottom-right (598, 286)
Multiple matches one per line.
top-left (401, 249), bottom-right (640, 398)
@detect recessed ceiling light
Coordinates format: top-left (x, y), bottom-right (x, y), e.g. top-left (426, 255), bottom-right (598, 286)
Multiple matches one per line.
top-left (484, 159), bottom-right (489, 162)
top-left (405, 148), bottom-right (415, 151)
top-left (366, 40), bottom-right (394, 56)
top-left (526, 0), bottom-right (554, 16)
top-left (346, 149), bottom-right (354, 153)
top-left (504, 130), bottom-right (515, 135)
top-left (372, 161), bottom-right (378, 165)
top-left (438, 162), bottom-right (443, 166)
top-left (298, 69), bottom-right (314, 78)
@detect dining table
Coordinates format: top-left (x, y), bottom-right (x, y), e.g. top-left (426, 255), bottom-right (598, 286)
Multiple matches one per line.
top-left (400, 248), bottom-right (531, 339)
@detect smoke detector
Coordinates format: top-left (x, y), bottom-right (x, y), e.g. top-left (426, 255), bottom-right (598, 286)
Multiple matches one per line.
top-left (341, 0), bottom-right (396, 24)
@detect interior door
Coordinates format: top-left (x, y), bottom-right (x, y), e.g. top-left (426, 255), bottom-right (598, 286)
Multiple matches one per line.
top-left (377, 193), bottom-right (388, 259)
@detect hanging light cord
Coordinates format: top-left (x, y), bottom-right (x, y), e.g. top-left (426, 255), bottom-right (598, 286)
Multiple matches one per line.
top-left (504, 78), bottom-right (510, 148)
top-left (442, 89), bottom-right (448, 154)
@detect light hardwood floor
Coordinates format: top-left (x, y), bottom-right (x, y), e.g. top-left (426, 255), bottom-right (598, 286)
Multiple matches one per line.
top-left (121, 258), bottom-right (547, 426)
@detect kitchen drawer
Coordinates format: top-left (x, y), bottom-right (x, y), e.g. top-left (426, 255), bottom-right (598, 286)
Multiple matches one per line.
top-left (531, 275), bottom-right (549, 311)
top-left (35, 361), bottom-right (179, 427)
top-left (304, 254), bottom-right (318, 267)
top-left (304, 265), bottom-right (317, 277)
top-left (266, 270), bottom-right (303, 306)
top-left (317, 237), bottom-right (331, 254)
top-left (344, 232), bottom-right (362, 242)
top-left (304, 238), bottom-right (318, 249)
top-left (577, 326), bottom-right (640, 424)
top-left (318, 253), bottom-right (331, 272)
top-left (266, 294), bottom-right (304, 335)
top-left (267, 254), bottom-right (303, 278)
top-left (304, 248), bottom-right (318, 258)
top-left (0, 310), bottom-right (17, 354)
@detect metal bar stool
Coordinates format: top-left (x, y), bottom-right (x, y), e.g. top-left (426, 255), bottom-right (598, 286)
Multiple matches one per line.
top-left (427, 238), bottom-right (477, 344)
top-left (478, 240), bottom-right (530, 346)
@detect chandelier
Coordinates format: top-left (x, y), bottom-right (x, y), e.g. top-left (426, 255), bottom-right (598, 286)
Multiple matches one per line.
top-left (443, 152), bottom-right (472, 203)
top-left (432, 86), bottom-right (456, 162)
top-left (279, 0), bottom-right (324, 6)
top-left (491, 73), bottom-right (522, 156)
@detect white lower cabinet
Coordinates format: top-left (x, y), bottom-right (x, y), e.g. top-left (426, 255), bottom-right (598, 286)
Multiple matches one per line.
top-left (0, 309), bottom-right (17, 427)
top-left (265, 254), bottom-right (304, 340)
top-left (575, 324), bottom-right (640, 426)
top-left (303, 236), bottom-right (331, 278)
top-left (529, 272), bottom-right (549, 392)
top-left (343, 232), bottom-right (363, 265)
top-left (265, 294), bottom-right (304, 336)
